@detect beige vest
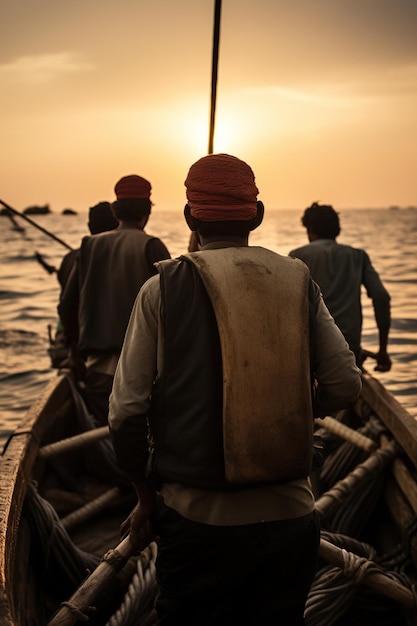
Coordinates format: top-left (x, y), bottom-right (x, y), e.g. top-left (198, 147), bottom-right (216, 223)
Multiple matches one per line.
top-left (187, 247), bottom-right (313, 484)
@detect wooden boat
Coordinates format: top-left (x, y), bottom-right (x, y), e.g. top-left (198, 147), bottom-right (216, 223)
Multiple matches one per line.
top-left (0, 372), bottom-right (157, 626)
top-left (1, 368), bottom-right (417, 625)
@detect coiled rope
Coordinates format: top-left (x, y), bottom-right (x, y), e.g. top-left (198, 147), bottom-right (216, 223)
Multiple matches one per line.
top-left (307, 532), bottom-right (417, 625)
top-left (105, 542), bottom-right (158, 626)
top-left (23, 481), bottom-right (100, 622)
top-left (309, 403), bottom-right (417, 624)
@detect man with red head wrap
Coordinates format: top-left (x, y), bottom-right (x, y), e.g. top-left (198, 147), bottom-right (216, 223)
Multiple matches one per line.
top-left (109, 154), bottom-right (362, 624)
top-left (59, 174), bottom-right (170, 427)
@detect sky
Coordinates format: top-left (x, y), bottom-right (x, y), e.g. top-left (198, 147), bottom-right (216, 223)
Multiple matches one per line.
top-left (1, 0), bottom-right (417, 213)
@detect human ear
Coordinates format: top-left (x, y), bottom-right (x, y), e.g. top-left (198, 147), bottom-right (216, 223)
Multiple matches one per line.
top-left (248, 201), bottom-right (264, 231)
top-left (184, 204), bottom-right (199, 231)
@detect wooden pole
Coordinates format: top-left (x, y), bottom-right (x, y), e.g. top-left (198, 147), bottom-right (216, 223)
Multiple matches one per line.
top-left (314, 415), bottom-right (378, 452)
top-left (0, 199), bottom-right (73, 251)
top-left (208, 0), bottom-right (222, 154)
top-left (47, 539), bottom-right (157, 626)
top-left (4, 211), bottom-right (25, 233)
top-left (61, 487), bottom-right (121, 530)
top-left (315, 440), bottom-right (398, 518)
top-left (38, 426), bottom-right (109, 459)
top-left (320, 537), bottom-right (417, 611)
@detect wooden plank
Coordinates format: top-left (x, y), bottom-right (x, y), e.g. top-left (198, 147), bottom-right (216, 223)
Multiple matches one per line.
top-left (392, 458), bottom-right (417, 514)
top-left (385, 478), bottom-right (414, 528)
top-left (384, 479), bottom-right (417, 571)
top-left (359, 374), bottom-right (417, 470)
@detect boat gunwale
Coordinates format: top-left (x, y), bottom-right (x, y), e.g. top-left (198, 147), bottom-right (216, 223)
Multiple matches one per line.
top-left (1, 371), bottom-right (417, 624)
top-left (359, 372), bottom-right (417, 470)
top-left (0, 374), bottom-right (72, 624)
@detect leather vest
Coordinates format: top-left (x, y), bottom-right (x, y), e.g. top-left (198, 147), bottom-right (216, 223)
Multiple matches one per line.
top-left (151, 247), bottom-right (314, 489)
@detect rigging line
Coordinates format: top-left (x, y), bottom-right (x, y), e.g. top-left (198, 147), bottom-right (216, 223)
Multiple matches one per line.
top-left (0, 199), bottom-right (73, 251)
top-left (208, 0), bottom-right (222, 155)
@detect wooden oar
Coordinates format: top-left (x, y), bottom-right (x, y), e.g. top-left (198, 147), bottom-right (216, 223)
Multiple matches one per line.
top-left (4, 210), bottom-right (25, 233)
top-left (46, 538), bottom-right (157, 626)
top-left (35, 250), bottom-right (57, 274)
top-left (315, 415), bottom-right (377, 452)
top-left (320, 537), bottom-right (417, 611)
top-left (0, 199), bottom-right (73, 250)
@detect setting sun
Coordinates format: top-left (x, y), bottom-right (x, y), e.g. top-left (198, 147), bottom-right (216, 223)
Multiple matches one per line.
top-left (1, 1), bottom-right (416, 212)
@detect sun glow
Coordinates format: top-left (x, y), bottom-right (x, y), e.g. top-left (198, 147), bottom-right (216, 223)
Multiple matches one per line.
top-left (183, 105), bottom-right (242, 155)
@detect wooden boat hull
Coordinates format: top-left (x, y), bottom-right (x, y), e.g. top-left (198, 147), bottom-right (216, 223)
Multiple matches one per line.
top-left (1, 371), bottom-right (417, 625)
top-left (0, 373), bottom-right (147, 625)
top-left (0, 375), bottom-right (72, 624)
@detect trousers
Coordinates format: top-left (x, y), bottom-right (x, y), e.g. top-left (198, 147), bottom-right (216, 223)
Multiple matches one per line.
top-left (152, 496), bottom-right (320, 625)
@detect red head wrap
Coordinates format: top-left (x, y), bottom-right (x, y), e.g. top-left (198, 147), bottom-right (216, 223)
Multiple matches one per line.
top-left (185, 154), bottom-right (259, 221)
top-left (114, 175), bottom-right (152, 200)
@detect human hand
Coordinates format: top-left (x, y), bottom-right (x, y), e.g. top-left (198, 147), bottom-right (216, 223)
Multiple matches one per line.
top-left (121, 482), bottom-right (155, 551)
top-left (374, 350), bottom-right (392, 372)
top-left (121, 503), bottom-right (154, 552)
top-left (61, 346), bottom-right (86, 381)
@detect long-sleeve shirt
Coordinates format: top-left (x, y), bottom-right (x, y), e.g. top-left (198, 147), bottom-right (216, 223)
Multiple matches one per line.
top-left (289, 239), bottom-right (391, 356)
top-left (109, 242), bottom-right (362, 526)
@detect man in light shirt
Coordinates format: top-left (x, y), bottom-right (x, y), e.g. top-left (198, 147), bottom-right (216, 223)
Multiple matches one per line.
top-left (109, 155), bottom-right (362, 625)
top-left (290, 202), bottom-right (391, 371)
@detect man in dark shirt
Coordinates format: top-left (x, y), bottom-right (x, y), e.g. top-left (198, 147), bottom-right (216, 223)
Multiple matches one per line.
top-left (59, 174), bottom-right (171, 425)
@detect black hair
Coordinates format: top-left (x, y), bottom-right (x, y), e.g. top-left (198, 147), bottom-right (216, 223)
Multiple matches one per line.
top-left (185, 202), bottom-right (264, 238)
top-left (88, 202), bottom-right (118, 234)
top-left (192, 219), bottom-right (253, 238)
top-left (301, 202), bottom-right (340, 239)
top-left (112, 198), bottom-right (152, 222)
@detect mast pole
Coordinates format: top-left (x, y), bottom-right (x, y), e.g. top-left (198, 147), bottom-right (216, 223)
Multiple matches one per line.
top-left (208, 0), bottom-right (222, 154)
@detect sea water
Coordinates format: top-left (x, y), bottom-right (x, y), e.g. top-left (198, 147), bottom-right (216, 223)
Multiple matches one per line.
top-left (1, 207), bottom-right (416, 450)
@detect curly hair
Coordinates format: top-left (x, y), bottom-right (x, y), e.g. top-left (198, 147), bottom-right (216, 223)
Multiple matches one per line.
top-left (301, 202), bottom-right (340, 239)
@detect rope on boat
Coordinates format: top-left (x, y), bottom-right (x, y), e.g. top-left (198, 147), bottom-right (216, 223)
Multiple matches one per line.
top-left (61, 487), bottom-right (121, 530)
top-left (315, 416), bottom-right (377, 452)
top-left (306, 532), bottom-right (417, 625)
top-left (39, 426), bottom-right (109, 458)
top-left (23, 481), bottom-right (100, 623)
top-left (64, 373), bottom-right (128, 485)
top-left (105, 542), bottom-right (158, 626)
top-left (318, 413), bottom-right (386, 491)
top-left (319, 536), bottom-right (417, 609)
top-left (385, 515), bottom-right (417, 568)
top-left (47, 536), bottom-right (157, 626)
top-left (315, 413), bottom-right (401, 539)
top-left (310, 402), bottom-right (417, 623)
top-left (58, 601), bottom-right (92, 622)
top-left (315, 440), bottom-right (398, 522)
